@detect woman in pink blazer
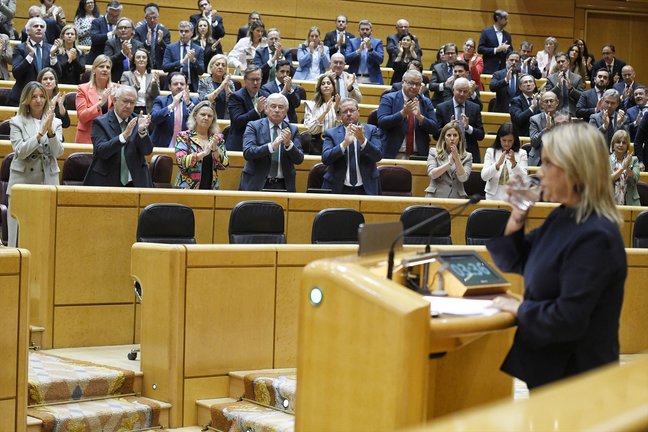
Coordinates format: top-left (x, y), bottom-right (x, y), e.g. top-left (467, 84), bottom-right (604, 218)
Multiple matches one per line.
top-left (75, 55), bottom-right (115, 144)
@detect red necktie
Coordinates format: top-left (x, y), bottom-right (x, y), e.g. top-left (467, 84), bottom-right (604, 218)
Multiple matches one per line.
top-left (406, 113), bottom-right (414, 155)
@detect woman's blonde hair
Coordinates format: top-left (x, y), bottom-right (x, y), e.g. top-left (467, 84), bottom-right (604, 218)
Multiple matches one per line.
top-left (58, 24), bottom-right (80, 54)
top-left (610, 129), bottom-right (630, 154)
top-left (186, 100), bottom-right (219, 135)
top-left (207, 54), bottom-right (228, 75)
top-left (90, 54), bottom-right (112, 87)
top-left (543, 122), bottom-right (622, 226)
top-left (18, 82), bottom-right (50, 118)
top-left (435, 121), bottom-right (466, 160)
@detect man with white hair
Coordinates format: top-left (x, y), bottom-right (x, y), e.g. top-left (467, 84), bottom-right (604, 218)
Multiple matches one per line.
top-left (589, 89), bottom-right (630, 148)
top-left (11, 16), bottom-right (61, 105)
top-left (20, 5), bottom-right (59, 44)
top-left (162, 21), bottom-right (205, 92)
top-left (385, 18), bottom-right (422, 67)
top-left (240, 93), bottom-right (304, 192)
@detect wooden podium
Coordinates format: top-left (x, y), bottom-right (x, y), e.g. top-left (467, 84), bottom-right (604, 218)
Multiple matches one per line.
top-left (295, 247), bottom-right (517, 432)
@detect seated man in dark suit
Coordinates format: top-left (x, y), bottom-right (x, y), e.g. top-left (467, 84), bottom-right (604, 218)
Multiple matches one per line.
top-left (528, 93), bottom-right (566, 166)
top-left (261, 59), bottom-right (302, 124)
top-left (240, 93), bottom-right (304, 192)
top-left (150, 72), bottom-right (199, 148)
top-left (322, 98), bottom-right (383, 195)
top-left (576, 68), bottom-right (610, 123)
top-left (104, 17), bottom-right (143, 83)
top-left (226, 65), bottom-right (270, 151)
top-left (324, 15), bottom-right (354, 57)
top-left (634, 112), bottom-right (648, 171)
top-left (11, 17), bottom-right (62, 106)
top-left (613, 65), bottom-right (641, 110)
top-left (478, 9), bottom-right (512, 74)
top-left (133, 3), bottom-right (171, 70)
top-left (87, 0), bottom-right (122, 64)
top-left (84, 85), bottom-right (153, 187)
top-left (590, 44), bottom-right (625, 85)
top-left (544, 52), bottom-right (585, 116)
top-left (385, 19), bottom-right (422, 68)
top-left (489, 51), bottom-right (523, 113)
top-left (429, 42), bottom-right (457, 106)
top-left (253, 28), bottom-right (293, 84)
top-left (377, 70), bottom-right (438, 159)
top-left (162, 21), bottom-right (205, 92)
top-left (189, 0), bottom-right (225, 41)
top-left (434, 77), bottom-right (485, 163)
top-left (509, 74), bottom-right (540, 137)
top-left (391, 60), bottom-right (429, 100)
top-left (237, 11), bottom-right (261, 41)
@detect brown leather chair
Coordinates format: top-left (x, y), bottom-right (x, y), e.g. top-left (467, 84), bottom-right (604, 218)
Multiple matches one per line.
top-left (148, 154), bottom-right (174, 188)
top-left (0, 152), bottom-right (14, 206)
top-left (637, 181), bottom-right (648, 207)
top-left (0, 88), bottom-right (10, 107)
top-left (0, 119), bottom-right (10, 140)
top-left (464, 170), bottom-right (486, 199)
top-left (62, 152), bottom-right (93, 186)
top-left (378, 165), bottom-right (412, 196)
top-left (64, 92), bottom-right (77, 111)
top-left (306, 163), bottom-right (330, 193)
top-left (367, 109), bottom-right (378, 126)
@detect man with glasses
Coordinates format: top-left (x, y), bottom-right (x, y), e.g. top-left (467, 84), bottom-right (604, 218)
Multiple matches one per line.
top-left (544, 52), bottom-right (584, 116)
top-left (84, 85), bottom-right (153, 187)
top-left (386, 19), bottom-right (422, 68)
top-left (489, 51), bottom-right (523, 113)
top-left (253, 28), bottom-right (293, 84)
top-left (429, 42), bottom-right (457, 106)
top-left (88, 0), bottom-right (122, 63)
top-left (105, 17), bottom-right (143, 82)
top-left (510, 74), bottom-right (540, 137)
top-left (322, 98), bottom-right (383, 195)
top-left (589, 89), bottom-right (630, 148)
top-left (377, 70), bottom-right (437, 159)
top-left (324, 15), bottom-right (354, 57)
top-left (162, 21), bottom-right (204, 92)
top-left (134, 3), bottom-right (170, 70)
top-left (528, 92), bottom-right (563, 166)
top-left (613, 65), bottom-right (641, 110)
top-left (327, 52), bottom-right (362, 102)
top-left (227, 65), bottom-right (270, 151)
top-left (189, 0), bottom-right (225, 41)
top-left (590, 44), bottom-right (626, 85)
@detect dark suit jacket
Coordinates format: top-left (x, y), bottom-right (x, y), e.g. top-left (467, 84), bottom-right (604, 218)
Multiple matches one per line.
top-left (253, 46), bottom-right (294, 84)
top-left (104, 37), bottom-right (144, 83)
top-left (133, 24), bottom-right (170, 70)
top-left (613, 81), bottom-right (639, 110)
top-left (634, 114), bottom-right (648, 164)
top-left (189, 13), bottom-right (225, 41)
top-left (344, 37), bottom-right (384, 85)
top-left (434, 99), bottom-right (485, 163)
top-left (10, 41), bottom-right (62, 105)
top-left (84, 110), bottom-right (153, 187)
top-left (150, 94), bottom-right (199, 148)
top-left (162, 41), bottom-right (205, 92)
top-left (377, 91), bottom-right (438, 158)
top-left (261, 80), bottom-right (302, 124)
top-left (576, 88), bottom-right (603, 122)
top-left (589, 111), bottom-right (630, 147)
top-left (226, 87), bottom-right (270, 151)
top-left (386, 33), bottom-right (422, 68)
top-left (240, 118), bottom-right (304, 192)
top-left (323, 30), bottom-right (354, 56)
top-left (58, 50), bottom-right (86, 85)
top-left (322, 123), bottom-right (383, 194)
top-left (529, 112), bottom-right (549, 166)
top-left (590, 58), bottom-right (626, 84)
top-left (20, 18), bottom-right (59, 44)
top-left (627, 105), bottom-right (647, 140)
top-left (545, 71), bottom-right (584, 115)
top-left (509, 94), bottom-right (540, 137)
top-left (429, 62), bottom-right (453, 105)
top-left (489, 68), bottom-right (522, 113)
top-left (477, 26), bottom-right (512, 74)
top-left (88, 16), bottom-right (111, 64)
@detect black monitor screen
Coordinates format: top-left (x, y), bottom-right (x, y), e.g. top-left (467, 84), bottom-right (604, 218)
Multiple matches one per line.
top-left (439, 252), bottom-right (508, 287)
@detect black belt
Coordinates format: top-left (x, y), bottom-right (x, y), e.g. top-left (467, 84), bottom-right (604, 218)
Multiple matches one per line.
top-left (356, 74), bottom-right (370, 77)
top-left (266, 177), bottom-right (285, 184)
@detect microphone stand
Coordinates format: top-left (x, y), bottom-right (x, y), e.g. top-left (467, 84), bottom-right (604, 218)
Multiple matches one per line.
top-left (386, 194), bottom-right (482, 280)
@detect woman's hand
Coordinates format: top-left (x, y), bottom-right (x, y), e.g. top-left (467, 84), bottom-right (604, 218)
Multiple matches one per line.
top-left (507, 150), bottom-right (517, 168)
top-left (56, 92), bottom-right (66, 114)
top-left (495, 149), bottom-right (507, 170)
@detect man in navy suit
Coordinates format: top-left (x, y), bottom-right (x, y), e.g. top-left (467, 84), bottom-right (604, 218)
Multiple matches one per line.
top-left (344, 20), bottom-right (384, 85)
top-left (324, 15), bottom-right (355, 57)
top-left (227, 65), bottom-right (270, 151)
top-left (377, 70), bottom-right (438, 159)
top-left (434, 77), bottom-right (485, 163)
top-left (613, 65), bottom-right (640, 110)
top-left (240, 93), bottom-right (304, 192)
top-left (104, 18), bottom-right (143, 83)
top-left (509, 74), bottom-right (540, 137)
top-left (20, 6), bottom-right (59, 45)
top-left (84, 86), bottom-right (153, 187)
top-left (261, 60), bottom-right (302, 124)
top-left (189, 0), bottom-right (225, 41)
top-left (133, 4), bottom-right (170, 70)
top-left (150, 72), bottom-right (199, 147)
top-left (253, 28), bottom-right (293, 84)
top-left (429, 42), bottom-right (457, 106)
top-left (489, 51), bottom-right (523, 113)
top-left (322, 98), bottom-right (383, 195)
top-left (87, 0), bottom-right (122, 64)
top-left (478, 9), bottom-right (512, 74)
top-left (576, 68), bottom-right (610, 123)
top-left (11, 17), bottom-right (62, 106)
top-left (385, 19), bottom-right (422, 68)
top-left (627, 86), bottom-right (647, 140)
top-left (162, 21), bottom-right (204, 92)
top-left (590, 44), bottom-right (625, 85)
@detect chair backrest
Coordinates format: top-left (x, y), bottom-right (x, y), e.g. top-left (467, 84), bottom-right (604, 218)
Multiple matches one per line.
top-left (222, 125), bottom-right (231, 143)
top-left (81, 70), bottom-right (91, 84)
top-left (229, 200), bottom-right (286, 244)
top-left (64, 92), bottom-right (77, 111)
top-left (637, 182), bottom-right (648, 207)
top-left (137, 203), bottom-right (196, 244)
top-left (62, 152), bottom-right (93, 185)
top-left (0, 153), bottom-right (14, 207)
top-left (367, 109), bottom-right (378, 126)
top-left (299, 132), bottom-right (312, 154)
top-left (464, 170), bottom-right (486, 199)
top-left (148, 154), bottom-right (174, 188)
top-left (400, 205), bottom-right (452, 245)
top-left (633, 210), bottom-right (648, 248)
top-left (378, 165), bottom-right (412, 196)
top-left (0, 119), bottom-right (10, 139)
top-left (311, 208), bottom-right (365, 244)
top-left (465, 208), bottom-right (511, 245)
top-left (306, 163), bottom-right (331, 193)
top-left (295, 85), bottom-right (306, 101)
top-left (0, 88), bottom-right (10, 107)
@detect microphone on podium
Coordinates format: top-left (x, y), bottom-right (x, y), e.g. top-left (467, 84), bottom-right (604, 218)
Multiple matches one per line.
top-left (386, 194), bottom-right (482, 280)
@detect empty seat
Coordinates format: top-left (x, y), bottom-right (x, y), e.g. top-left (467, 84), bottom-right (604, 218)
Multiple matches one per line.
top-left (148, 154), bottom-right (174, 188)
top-left (400, 205), bottom-right (452, 245)
top-left (0, 153), bottom-right (14, 207)
top-left (137, 203), bottom-right (196, 244)
top-left (311, 208), bottom-right (364, 244)
top-left (633, 210), bottom-right (648, 248)
top-left (637, 181), bottom-right (648, 207)
top-left (378, 165), bottom-right (412, 196)
top-left (0, 88), bottom-right (10, 106)
top-left (465, 208), bottom-right (510, 245)
top-left (0, 119), bottom-right (10, 140)
top-left (229, 200), bottom-right (286, 244)
top-left (367, 109), bottom-right (378, 126)
top-left (61, 152), bottom-right (93, 185)
top-left (306, 163), bottom-right (331, 193)
top-left (464, 170), bottom-right (486, 199)
top-left (64, 92), bottom-right (77, 111)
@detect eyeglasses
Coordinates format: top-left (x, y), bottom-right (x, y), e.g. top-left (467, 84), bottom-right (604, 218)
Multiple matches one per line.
top-left (404, 81), bottom-right (422, 87)
top-left (464, 44), bottom-right (475, 48)
top-left (341, 108), bottom-right (358, 114)
top-left (246, 78), bottom-right (262, 83)
top-left (117, 26), bottom-right (132, 30)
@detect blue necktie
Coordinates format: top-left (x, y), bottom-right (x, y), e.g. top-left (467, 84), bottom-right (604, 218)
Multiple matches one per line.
top-left (35, 43), bottom-right (42, 72)
top-left (508, 74), bottom-right (516, 97)
top-left (348, 140), bottom-right (358, 186)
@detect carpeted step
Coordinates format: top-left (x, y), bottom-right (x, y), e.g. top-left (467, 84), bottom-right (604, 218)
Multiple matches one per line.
top-left (200, 397), bottom-right (294, 432)
top-left (229, 369), bottom-right (297, 413)
top-left (27, 395), bottom-right (171, 432)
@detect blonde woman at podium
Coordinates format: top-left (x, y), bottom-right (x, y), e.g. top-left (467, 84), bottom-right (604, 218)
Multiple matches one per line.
top-left (486, 122), bottom-right (626, 390)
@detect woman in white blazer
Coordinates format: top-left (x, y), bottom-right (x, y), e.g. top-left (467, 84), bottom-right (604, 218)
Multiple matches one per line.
top-left (481, 122), bottom-right (528, 201)
top-left (8, 82), bottom-right (64, 246)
